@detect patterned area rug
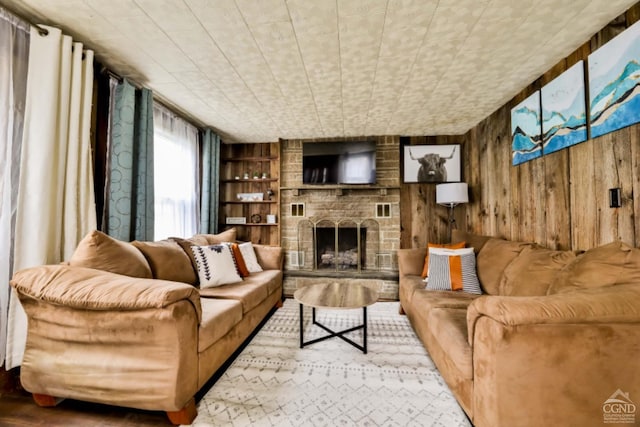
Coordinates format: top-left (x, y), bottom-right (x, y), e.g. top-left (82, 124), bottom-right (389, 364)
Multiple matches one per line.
top-left (185, 299), bottom-right (471, 427)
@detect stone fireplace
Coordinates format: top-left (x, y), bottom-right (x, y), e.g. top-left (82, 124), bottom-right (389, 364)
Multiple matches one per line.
top-left (279, 137), bottom-right (401, 300)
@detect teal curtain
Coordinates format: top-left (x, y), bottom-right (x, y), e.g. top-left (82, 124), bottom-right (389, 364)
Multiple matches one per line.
top-left (106, 79), bottom-right (154, 241)
top-left (200, 129), bottom-right (220, 234)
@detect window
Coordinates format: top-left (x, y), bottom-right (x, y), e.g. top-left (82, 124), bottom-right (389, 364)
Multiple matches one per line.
top-left (153, 103), bottom-right (199, 240)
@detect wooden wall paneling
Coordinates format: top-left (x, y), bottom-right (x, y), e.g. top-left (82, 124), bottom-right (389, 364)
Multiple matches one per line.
top-left (627, 3), bottom-right (640, 25)
top-left (476, 118), bottom-right (492, 234)
top-left (569, 138), bottom-right (597, 250)
top-left (594, 128), bottom-right (635, 246)
top-left (462, 128), bottom-right (481, 234)
top-left (506, 92), bottom-right (527, 242)
top-left (593, 133), bottom-right (617, 244)
top-left (540, 59), bottom-right (571, 250)
top-left (487, 106), bottom-right (511, 238)
top-left (612, 129), bottom-right (636, 246)
top-left (543, 150), bottom-right (570, 249)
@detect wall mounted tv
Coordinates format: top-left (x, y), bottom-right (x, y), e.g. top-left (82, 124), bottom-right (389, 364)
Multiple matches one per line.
top-left (302, 141), bottom-right (376, 185)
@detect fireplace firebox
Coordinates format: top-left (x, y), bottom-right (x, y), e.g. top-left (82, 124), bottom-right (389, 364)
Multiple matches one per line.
top-left (315, 227), bottom-right (366, 270)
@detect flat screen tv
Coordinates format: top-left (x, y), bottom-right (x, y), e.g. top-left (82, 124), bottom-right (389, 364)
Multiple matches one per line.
top-left (302, 141), bottom-right (376, 185)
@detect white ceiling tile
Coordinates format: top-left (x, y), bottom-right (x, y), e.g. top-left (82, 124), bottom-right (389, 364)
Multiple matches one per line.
top-left (0, 0), bottom-right (637, 141)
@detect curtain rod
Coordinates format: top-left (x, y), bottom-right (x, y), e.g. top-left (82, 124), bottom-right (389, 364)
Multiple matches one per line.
top-left (0, 4), bottom-right (48, 35)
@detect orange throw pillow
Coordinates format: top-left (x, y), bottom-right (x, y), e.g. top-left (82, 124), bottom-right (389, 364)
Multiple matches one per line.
top-left (230, 243), bottom-right (250, 277)
top-left (421, 241), bottom-right (466, 278)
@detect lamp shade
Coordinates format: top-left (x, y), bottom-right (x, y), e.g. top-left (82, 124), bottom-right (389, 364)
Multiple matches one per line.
top-left (436, 182), bottom-right (468, 205)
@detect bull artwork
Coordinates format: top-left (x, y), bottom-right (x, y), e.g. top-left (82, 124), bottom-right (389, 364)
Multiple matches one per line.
top-left (409, 146), bottom-right (457, 183)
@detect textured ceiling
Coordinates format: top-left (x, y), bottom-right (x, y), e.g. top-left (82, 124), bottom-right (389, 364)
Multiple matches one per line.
top-left (0, 0), bottom-right (636, 142)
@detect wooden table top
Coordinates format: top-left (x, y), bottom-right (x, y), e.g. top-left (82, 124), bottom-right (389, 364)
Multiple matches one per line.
top-left (293, 282), bottom-right (379, 309)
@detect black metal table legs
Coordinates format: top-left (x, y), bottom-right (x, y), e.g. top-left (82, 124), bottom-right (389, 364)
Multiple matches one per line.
top-left (298, 304), bottom-right (368, 354)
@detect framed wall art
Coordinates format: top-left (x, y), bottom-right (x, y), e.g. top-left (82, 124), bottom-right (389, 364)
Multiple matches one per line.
top-left (589, 19), bottom-right (640, 139)
top-left (403, 144), bottom-right (461, 183)
top-left (541, 60), bottom-right (587, 154)
top-left (511, 90), bottom-right (542, 165)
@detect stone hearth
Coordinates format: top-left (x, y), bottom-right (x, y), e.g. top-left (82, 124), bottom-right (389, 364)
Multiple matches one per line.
top-left (279, 137), bottom-right (401, 300)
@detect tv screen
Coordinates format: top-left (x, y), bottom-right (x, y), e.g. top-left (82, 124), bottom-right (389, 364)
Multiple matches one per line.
top-left (302, 141), bottom-right (376, 185)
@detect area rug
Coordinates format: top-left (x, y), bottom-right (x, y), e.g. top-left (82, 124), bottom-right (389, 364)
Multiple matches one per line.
top-left (185, 299), bottom-right (471, 427)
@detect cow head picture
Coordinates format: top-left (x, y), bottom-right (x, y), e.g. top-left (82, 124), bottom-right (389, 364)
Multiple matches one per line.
top-left (408, 146), bottom-right (457, 183)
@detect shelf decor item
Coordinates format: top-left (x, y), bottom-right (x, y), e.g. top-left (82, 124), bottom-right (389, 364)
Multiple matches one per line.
top-left (237, 193), bottom-right (264, 201)
top-left (250, 213), bottom-right (262, 223)
top-left (226, 217), bottom-right (247, 225)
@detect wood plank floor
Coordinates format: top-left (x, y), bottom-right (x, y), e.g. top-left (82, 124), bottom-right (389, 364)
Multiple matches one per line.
top-left (0, 390), bottom-right (173, 426)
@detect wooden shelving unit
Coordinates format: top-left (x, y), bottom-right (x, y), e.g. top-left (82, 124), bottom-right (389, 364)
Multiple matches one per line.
top-left (219, 142), bottom-right (280, 245)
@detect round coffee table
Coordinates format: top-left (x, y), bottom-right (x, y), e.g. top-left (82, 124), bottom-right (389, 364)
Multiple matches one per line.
top-left (293, 282), bottom-right (379, 354)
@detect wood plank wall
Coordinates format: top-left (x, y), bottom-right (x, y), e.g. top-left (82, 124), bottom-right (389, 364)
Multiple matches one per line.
top-left (401, 3), bottom-right (640, 250)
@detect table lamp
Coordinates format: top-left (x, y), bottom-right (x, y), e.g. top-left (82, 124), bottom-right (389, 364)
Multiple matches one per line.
top-left (436, 182), bottom-right (469, 240)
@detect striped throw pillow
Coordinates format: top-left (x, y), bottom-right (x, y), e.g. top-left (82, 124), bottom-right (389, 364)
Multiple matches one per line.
top-left (421, 241), bottom-right (466, 278)
top-left (426, 247), bottom-right (482, 294)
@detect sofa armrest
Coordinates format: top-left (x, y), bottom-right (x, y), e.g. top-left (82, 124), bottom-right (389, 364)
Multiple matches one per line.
top-left (11, 264), bottom-right (202, 322)
top-left (467, 284), bottom-right (640, 346)
top-left (468, 285), bottom-right (640, 427)
top-left (253, 244), bottom-right (284, 270)
top-left (397, 248), bottom-right (426, 277)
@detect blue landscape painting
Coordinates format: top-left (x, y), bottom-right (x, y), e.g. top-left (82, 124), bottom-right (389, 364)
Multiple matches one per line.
top-left (541, 61), bottom-right (587, 154)
top-left (511, 91), bottom-right (542, 165)
top-left (589, 19), bottom-right (640, 139)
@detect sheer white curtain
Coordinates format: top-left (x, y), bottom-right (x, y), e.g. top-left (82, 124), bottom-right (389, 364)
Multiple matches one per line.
top-left (153, 103), bottom-right (199, 240)
top-left (0, 8), bottom-right (29, 367)
top-left (5, 25), bottom-right (96, 368)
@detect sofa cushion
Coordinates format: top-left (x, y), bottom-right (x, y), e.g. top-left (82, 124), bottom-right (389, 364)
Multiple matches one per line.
top-left (131, 239), bottom-right (197, 284)
top-left (549, 240), bottom-right (640, 294)
top-left (199, 279), bottom-right (270, 313)
top-left (199, 228), bottom-right (237, 245)
top-left (253, 244), bottom-right (284, 271)
top-left (69, 230), bottom-right (152, 278)
top-left (412, 288), bottom-right (480, 312)
top-left (239, 242), bottom-right (263, 273)
top-left (171, 235), bottom-right (210, 284)
top-left (399, 275), bottom-right (426, 309)
top-left (191, 245), bottom-right (243, 288)
top-left (451, 230), bottom-right (492, 254)
top-left (427, 308), bottom-right (473, 380)
top-left (476, 238), bottom-right (533, 295)
top-left (427, 247), bottom-right (482, 294)
top-left (198, 298), bottom-right (243, 352)
top-left (421, 241), bottom-right (466, 278)
top-left (499, 246), bottom-right (578, 296)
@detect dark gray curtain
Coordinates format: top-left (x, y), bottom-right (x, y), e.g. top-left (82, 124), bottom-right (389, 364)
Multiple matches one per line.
top-left (106, 79), bottom-right (154, 241)
top-left (200, 129), bottom-right (220, 234)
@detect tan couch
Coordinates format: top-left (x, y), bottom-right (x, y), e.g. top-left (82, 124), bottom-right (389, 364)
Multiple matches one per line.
top-left (398, 231), bottom-right (640, 427)
top-left (10, 229), bottom-right (283, 424)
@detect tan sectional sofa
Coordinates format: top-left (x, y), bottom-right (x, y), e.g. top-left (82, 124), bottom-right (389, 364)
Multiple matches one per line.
top-left (10, 229), bottom-right (283, 424)
top-left (398, 230), bottom-right (640, 427)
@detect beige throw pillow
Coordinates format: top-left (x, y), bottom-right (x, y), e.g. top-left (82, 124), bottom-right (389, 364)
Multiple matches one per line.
top-left (239, 242), bottom-right (263, 273)
top-left (69, 230), bottom-right (152, 278)
top-left (131, 239), bottom-right (197, 284)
